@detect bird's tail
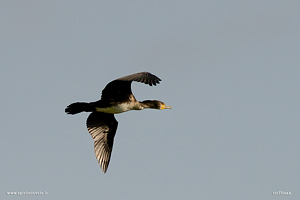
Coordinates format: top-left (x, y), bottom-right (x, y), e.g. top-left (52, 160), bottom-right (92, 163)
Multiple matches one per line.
top-left (65, 102), bottom-right (94, 115)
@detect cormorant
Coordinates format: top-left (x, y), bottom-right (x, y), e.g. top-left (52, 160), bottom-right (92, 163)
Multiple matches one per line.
top-left (65, 72), bottom-right (171, 173)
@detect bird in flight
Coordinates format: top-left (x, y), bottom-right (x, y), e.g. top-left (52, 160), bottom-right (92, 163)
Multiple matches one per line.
top-left (65, 72), bottom-right (171, 173)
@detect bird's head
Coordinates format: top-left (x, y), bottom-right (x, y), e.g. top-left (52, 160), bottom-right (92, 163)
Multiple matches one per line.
top-left (159, 102), bottom-right (172, 110)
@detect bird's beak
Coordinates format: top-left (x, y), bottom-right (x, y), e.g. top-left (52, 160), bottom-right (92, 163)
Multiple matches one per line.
top-left (163, 105), bottom-right (172, 109)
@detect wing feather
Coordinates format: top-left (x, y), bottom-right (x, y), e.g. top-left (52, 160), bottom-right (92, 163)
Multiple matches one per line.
top-left (86, 112), bottom-right (118, 173)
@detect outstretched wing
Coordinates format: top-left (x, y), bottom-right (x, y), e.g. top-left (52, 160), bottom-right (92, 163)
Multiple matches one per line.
top-left (100, 72), bottom-right (161, 102)
top-left (86, 112), bottom-right (118, 173)
top-left (116, 72), bottom-right (161, 86)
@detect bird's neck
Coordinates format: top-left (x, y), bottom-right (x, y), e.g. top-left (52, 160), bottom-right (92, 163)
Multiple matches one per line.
top-left (139, 101), bottom-right (149, 109)
top-left (138, 100), bottom-right (157, 109)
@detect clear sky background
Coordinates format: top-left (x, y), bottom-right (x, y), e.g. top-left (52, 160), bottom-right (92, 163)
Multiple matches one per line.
top-left (1, 1), bottom-right (299, 199)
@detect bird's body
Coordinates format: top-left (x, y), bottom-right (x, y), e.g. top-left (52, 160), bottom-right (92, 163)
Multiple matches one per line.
top-left (93, 93), bottom-right (140, 114)
top-left (65, 72), bottom-right (171, 173)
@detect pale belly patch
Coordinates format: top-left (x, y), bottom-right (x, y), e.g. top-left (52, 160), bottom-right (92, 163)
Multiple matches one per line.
top-left (95, 103), bottom-right (132, 114)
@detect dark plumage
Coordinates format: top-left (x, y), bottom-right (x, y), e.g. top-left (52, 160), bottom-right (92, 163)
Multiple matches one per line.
top-left (65, 72), bottom-right (171, 173)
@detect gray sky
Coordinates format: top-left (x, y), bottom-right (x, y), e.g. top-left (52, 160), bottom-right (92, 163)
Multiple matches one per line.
top-left (1, 1), bottom-right (299, 199)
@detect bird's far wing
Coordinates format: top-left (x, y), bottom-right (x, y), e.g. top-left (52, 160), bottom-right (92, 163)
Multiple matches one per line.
top-left (116, 72), bottom-right (161, 86)
top-left (101, 72), bottom-right (161, 101)
top-left (86, 112), bottom-right (118, 173)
